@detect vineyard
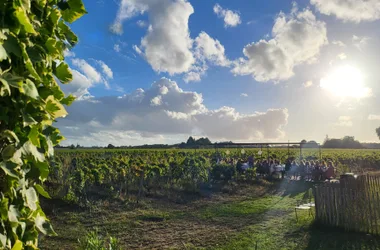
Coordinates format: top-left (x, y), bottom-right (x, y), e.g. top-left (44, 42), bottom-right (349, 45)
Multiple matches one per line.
top-left (38, 148), bottom-right (380, 249)
top-left (47, 148), bottom-right (380, 204)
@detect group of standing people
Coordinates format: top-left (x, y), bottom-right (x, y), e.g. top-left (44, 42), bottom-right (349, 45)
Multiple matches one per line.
top-left (285, 159), bottom-right (336, 181)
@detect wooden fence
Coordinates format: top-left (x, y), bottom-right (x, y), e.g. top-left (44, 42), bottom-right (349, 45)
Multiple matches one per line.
top-left (314, 174), bottom-right (380, 234)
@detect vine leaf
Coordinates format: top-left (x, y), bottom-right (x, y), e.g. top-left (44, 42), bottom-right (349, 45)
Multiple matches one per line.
top-left (25, 187), bottom-right (38, 211)
top-left (28, 125), bottom-right (41, 148)
top-left (0, 44), bottom-right (7, 61)
top-left (54, 62), bottom-right (72, 83)
top-left (61, 0), bottom-right (87, 23)
top-left (14, 7), bottom-right (36, 34)
top-left (35, 214), bottom-right (57, 236)
top-left (22, 79), bottom-right (39, 99)
top-left (11, 240), bottom-right (22, 250)
top-left (35, 184), bottom-right (51, 198)
top-left (46, 95), bottom-right (68, 118)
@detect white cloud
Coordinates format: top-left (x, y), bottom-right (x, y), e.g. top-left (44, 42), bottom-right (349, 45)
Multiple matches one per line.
top-left (352, 35), bottom-right (370, 51)
top-left (183, 71), bottom-right (202, 83)
top-left (184, 32), bottom-right (230, 82)
top-left (303, 80), bottom-right (313, 88)
top-left (213, 4), bottom-right (242, 28)
top-left (194, 31), bottom-right (230, 67)
top-left (114, 44), bottom-right (121, 52)
top-left (334, 116), bottom-right (353, 127)
top-left (310, 0), bottom-right (380, 23)
top-left (332, 40), bottom-right (346, 47)
top-left (368, 114), bottom-right (380, 121)
top-left (60, 70), bottom-right (92, 99)
top-left (337, 53), bottom-right (347, 60)
top-left (240, 93), bottom-right (248, 97)
top-left (232, 8), bottom-right (327, 82)
top-left (64, 50), bottom-right (76, 58)
top-left (58, 78), bottom-right (288, 146)
top-left (96, 60), bottom-right (113, 79)
top-left (136, 20), bottom-right (147, 27)
top-left (112, 0), bottom-right (195, 75)
top-left (150, 95), bottom-right (162, 106)
top-left (72, 58), bottom-right (103, 83)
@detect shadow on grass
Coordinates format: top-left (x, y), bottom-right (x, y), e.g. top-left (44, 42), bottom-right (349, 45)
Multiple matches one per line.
top-left (306, 224), bottom-right (380, 250)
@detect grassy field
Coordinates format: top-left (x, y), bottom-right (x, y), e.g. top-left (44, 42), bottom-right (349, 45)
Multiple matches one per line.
top-left (40, 179), bottom-right (380, 250)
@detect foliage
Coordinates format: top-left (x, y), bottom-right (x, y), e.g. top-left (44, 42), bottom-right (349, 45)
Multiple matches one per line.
top-left (0, 0), bottom-right (86, 248)
top-left (376, 127), bottom-right (380, 140)
top-left (323, 136), bottom-right (363, 149)
top-left (78, 230), bottom-right (120, 250)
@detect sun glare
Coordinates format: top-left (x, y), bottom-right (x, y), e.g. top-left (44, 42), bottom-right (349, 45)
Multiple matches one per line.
top-left (320, 65), bottom-right (371, 99)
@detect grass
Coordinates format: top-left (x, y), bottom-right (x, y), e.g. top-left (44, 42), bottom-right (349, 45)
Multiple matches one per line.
top-left (40, 180), bottom-right (380, 249)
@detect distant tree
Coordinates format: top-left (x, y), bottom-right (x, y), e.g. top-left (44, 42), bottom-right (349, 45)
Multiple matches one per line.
top-left (76, 143), bottom-right (81, 148)
top-left (376, 127), bottom-right (380, 140)
top-left (196, 137), bottom-right (212, 145)
top-left (301, 139), bottom-right (307, 144)
top-left (186, 136), bottom-right (196, 145)
top-left (70, 144), bottom-right (76, 149)
top-left (107, 144), bottom-right (115, 149)
top-left (323, 136), bottom-right (363, 149)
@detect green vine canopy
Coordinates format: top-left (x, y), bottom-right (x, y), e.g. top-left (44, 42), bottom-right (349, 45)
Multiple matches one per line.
top-left (0, 0), bottom-right (86, 249)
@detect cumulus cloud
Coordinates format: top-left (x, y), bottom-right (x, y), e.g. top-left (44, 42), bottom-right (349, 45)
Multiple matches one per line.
top-left (332, 40), bottom-right (346, 47)
top-left (184, 32), bottom-right (230, 82)
top-left (58, 78), bottom-right (288, 146)
top-left (310, 0), bottom-right (380, 23)
top-left (232, 7), bottom-right (327, 82)
top-left (334, 116), bottom-right (353, 127)
top-left (61, 58), bottom-right (114, 99)
top-left (303, 80), bottom-right (313, 88)
top-left (368, 114), bottom-right (380, 121)
top-left (111, 0), bottom-right (195, 75)
top-left (240, 93), bottom-right (248, 97)
top-left (213, 4), bottom-right (242, 28)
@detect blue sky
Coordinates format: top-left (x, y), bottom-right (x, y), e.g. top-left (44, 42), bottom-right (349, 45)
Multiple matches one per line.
top-left (59, 0), bottom-right (380, 146)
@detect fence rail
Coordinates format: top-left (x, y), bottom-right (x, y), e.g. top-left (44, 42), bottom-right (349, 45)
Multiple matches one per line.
top-left (314, 174), bottom-right (380, 234)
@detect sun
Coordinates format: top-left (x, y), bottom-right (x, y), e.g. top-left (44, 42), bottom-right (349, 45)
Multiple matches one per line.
top-left (320, 65), bottom-right (372, 99)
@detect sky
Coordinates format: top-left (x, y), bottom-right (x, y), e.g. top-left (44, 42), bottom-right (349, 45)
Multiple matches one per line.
top-left (58, 0), bottom-right (380, 146)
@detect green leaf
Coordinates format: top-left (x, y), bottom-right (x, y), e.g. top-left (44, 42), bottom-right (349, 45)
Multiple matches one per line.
top-left (2, 145), bottom-right (16, 160)
top-left (1, 130), bottom-right (20, 144)
top-left (28, 125), bottom-right (41, 148)
top-left (22, 113), bottom-right (37, 127)
top-left (22, 79), bottom-right (39, 99)
top-left (0, 44), bottom-right (8, 61)
top-left (35, 161), bottom-right (49, 181)
top-left (25, 187), bottom-right (38, 211)
top-left (58, 21), bottom-right (78, 46)
top-left (35, 214), bottom-right (57, 236)
top-left (46, 95), bottom-right (68, 118)
top-left (50, 8), bottom-right (61, 26)
top-left (14, 7), bottom-right (37, 34)
top-left (20, 43), bottom-right (40, 80)
top-left (22, 141), bottom-right (45, 162)
top-left (11, 240), bottom-right (23, 250)
top-left (2, 33), bottom-right (22, 57)
top-left (54, 62), bottom-right (72, 83)
top-left (61, 94), bottom-right (76, 105)
top-left (2, 73), bottom-right (23, 88)
top-left (45, 38), bottom-right (59, 57)
top-left (0, 78), bottom-right (11, 96)
top-left (8, 205), bottom-right (19, 223)
top-left (35, 184), bottom-right (51, 198)
top-left (0, 162), bottom-right (19, 179)
top-left (61, 0), bottom-right (87, 23)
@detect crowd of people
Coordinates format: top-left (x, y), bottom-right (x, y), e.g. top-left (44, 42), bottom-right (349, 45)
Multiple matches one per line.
top-left (216, 156), bottom-right (336, 181)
